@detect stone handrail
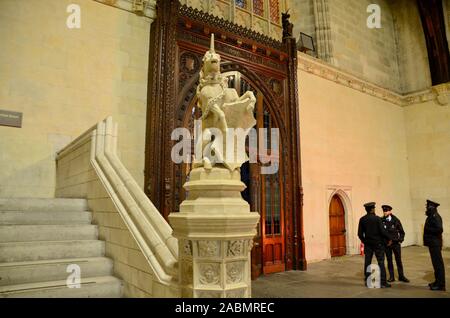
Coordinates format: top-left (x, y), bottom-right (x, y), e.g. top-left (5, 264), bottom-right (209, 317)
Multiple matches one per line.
top-left (56, 117), bottom-right (178, 285)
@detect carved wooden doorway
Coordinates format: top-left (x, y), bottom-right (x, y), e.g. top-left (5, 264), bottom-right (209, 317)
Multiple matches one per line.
top-left (144, 0), bottom-right (307, 277)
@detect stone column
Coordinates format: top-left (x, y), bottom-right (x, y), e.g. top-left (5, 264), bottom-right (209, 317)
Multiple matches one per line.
top-left (169, 167), bottom-right (260, 298)
top-left (313, 0), bottom-right (335, 64)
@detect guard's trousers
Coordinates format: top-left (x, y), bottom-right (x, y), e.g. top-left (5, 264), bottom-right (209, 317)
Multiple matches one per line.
top-left (364, 243), bottom-right (387, 285)
top-left (386, 242), bottom-right (405, 279)
top-left (429, 245), bottom-right (446, 287)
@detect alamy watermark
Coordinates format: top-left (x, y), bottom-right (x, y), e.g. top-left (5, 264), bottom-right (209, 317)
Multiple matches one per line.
top-left (66, 264), bottom-right (81, 288)
top-left (367, 4), bottom-right (381, 29)
top-left (66, 4), bottom-right (81, 29)
top-left (171, 120), bottom-right (280, 175)
top-left (366, 264), bottom-right (381, 288)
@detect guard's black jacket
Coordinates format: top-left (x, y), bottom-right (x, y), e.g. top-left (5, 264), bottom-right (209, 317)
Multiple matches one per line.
top-left (424, 212), bottom-right (443, 247)
top-left (358, 213), bottom-right (391, 246)
top-left (381, 214), bottom-right (405, 243)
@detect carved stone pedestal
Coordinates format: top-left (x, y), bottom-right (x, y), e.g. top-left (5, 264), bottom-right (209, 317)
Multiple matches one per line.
top-left (169, 167), bottom-right (260, 298)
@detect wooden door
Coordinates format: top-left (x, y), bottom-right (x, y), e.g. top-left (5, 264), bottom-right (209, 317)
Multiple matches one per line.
top-left (261, 170), bottom-right (285, 273)
top-left (233, 73), bottom-right (285, 275)
top-left (259, 105), bottom-right (285, 274)
top-left (329, 195), bottom-right (346, 257)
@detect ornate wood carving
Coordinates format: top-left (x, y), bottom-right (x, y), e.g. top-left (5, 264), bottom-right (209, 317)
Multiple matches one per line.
top-left (178, 51), bottom-right (201, 89)
top-left (145, 0), bottom-right (306, 276)
top-left (284, 26), bottom-right (307, 271)
top-left (145, 0), bottom-right (180, 217)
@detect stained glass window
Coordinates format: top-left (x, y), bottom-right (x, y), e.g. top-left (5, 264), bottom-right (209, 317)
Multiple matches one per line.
top-left (253, 0), bottom-right (264, 17)
top-left (235, 0), bottom-right (247, 9)
top-left (269, 0), bottom-right (280, 23)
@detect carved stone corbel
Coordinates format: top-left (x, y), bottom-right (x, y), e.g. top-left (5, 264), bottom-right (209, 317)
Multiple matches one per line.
top-left (433, 83), bottom-right (450, 106)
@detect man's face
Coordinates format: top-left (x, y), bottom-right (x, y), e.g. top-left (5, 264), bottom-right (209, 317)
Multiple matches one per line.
top-left (426, 204), bottom-right (434, 216)
top-left (384, 210), bottom-right (392, 217)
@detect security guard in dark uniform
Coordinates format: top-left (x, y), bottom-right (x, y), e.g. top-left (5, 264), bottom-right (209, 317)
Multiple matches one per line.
top-left (424, 199), bottom-right (446, 291)
top-left (358, 202), bottom-right (392, 288)
top-left (381, 205), bottom-right (409, 283)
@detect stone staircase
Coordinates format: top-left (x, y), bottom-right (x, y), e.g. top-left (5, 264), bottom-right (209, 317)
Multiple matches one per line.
top-left (0, 198), bottom-right (123, 298)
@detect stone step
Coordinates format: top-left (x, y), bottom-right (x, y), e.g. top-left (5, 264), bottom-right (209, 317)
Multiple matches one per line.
top-left (0, 240), bottom-right (105, 263)
top-left (0, 211), bottom-right (92, 225)
top-left (0, 257), bottom-right (113, 286)
top-left (0, 276), bottom-right (122, 298)
top-left (0, 198), bottom-right (88, 212)
top-left (0, 224), bottom-right (98, 242)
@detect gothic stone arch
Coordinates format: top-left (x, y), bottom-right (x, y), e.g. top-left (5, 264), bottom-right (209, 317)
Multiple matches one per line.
top-left (326, 186), bottom-right (355, 257)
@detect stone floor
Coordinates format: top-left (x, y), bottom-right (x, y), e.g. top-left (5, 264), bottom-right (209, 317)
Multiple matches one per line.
top-left (252, 246), bottom-right (450, 298)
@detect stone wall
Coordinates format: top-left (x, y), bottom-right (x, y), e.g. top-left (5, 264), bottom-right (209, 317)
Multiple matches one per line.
top-left (0, 0), bottom-right (151, 197)
top-left (327, 0), bottom-right (401, 92)
top-left (404, 100), bottom-right (450, 247)
top-left (290, 0), bottom-right (316, 45)
top-left (298, 51), bottom-right (450, 262)
top-left (298, 53), bottom-right (414, 263)
top-left (288, 0), bottom-right (433, 94)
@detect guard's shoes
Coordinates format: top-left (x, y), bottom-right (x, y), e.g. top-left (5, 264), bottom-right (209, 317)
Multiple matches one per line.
top-left (387, 277), bottom-right (395, 282)
top-left (399, 276), bottom-right (410, 283)
top-left (381, 283), bottom-right (392, 288)
top-left (428, 282), bottom-right (436, 288)
top-left (430, 285), bottom-right (446, 291)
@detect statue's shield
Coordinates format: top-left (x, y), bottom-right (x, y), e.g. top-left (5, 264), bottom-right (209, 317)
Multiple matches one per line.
top-left (222, 98), bottom-right (256, 131)
top-left (220, 98), bottom-right (257, 170)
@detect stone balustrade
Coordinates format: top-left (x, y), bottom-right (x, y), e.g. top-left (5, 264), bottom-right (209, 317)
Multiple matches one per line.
top-left (56, 117), bottom-right (179, 297)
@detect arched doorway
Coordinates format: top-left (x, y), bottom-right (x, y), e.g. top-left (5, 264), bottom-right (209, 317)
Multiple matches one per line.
top-left (180, 70), bottom-right (286, 276)
top-left (144, 1), bottom-right (307, 275)
top-left (329, 194), bottom-right (346, 257)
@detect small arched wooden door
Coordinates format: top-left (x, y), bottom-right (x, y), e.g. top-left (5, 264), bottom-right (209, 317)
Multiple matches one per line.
top-left (329, 195), bottom-right (346, 257)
